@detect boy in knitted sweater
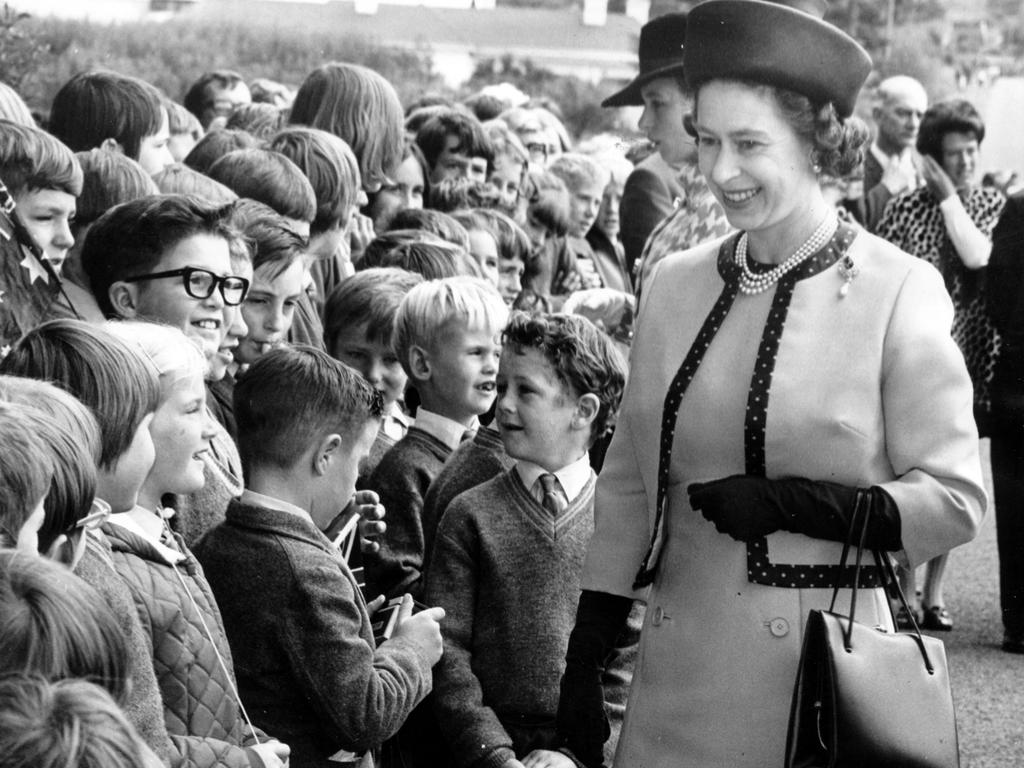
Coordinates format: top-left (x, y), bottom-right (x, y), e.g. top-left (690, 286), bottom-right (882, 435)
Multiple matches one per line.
top-left (425, 312), bottom-right (628, 768)
top-left (195, 347), bottom-right (445, 767)
top-left (364, 276), bottom-right (508, 602)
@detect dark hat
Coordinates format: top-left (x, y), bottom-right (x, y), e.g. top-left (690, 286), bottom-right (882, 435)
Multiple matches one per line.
top-left (683, 0), bottom-right (871, 118)
top-left (601, 12), bottom-right (688, 108)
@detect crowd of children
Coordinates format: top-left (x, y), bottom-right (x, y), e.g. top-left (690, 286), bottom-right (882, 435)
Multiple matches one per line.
top-left (0, 58), bottom-right (650, 768)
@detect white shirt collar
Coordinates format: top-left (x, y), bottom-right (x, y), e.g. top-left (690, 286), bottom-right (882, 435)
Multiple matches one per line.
top-left (414, 408), bottom-right (478, 451)
top-left (382, 401), bottom-right (412, 442)
top-left (239, 488), bottom-right (316, 528)
top-left (516, 453), bottom-right (593, 504)
top-left (108, 506), bottom-right (185, 565)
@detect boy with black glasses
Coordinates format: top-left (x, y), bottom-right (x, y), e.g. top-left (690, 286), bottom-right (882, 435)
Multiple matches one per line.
top-left (81, 193), bottom-right (252, 546)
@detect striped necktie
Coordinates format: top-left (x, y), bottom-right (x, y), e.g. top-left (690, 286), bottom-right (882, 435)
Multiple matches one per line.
top-left (537, 473), bottom-right (569, 516)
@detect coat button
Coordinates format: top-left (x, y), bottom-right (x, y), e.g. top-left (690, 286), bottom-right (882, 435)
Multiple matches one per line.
top-left (768, 618), bottom-right (790, 637)
top-left (652, 606), bottom-right (665, 626)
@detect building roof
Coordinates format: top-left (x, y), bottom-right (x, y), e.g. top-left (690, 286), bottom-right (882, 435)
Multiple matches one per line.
top-left (190, 0), bottom-right (640, 57)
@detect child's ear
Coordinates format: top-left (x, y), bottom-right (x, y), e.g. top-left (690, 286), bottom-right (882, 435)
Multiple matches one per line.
top-left (572, 393), bottom-right (601, 431)
top-left (408, 345), bottom-right (432, 382)
top-left (108, 282), bottom-right (140, 319)
top-left (312, 433), bottom-right (343, 477)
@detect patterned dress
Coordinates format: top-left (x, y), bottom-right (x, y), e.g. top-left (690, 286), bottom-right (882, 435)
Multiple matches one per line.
top-left (876, 186), bottom-right (1006, 432)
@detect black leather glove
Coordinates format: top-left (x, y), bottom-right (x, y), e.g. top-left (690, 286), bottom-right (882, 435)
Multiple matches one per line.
top-left (557, 590), bottom-right (633, 768)
top-left (687, 475), bottom-right (902, 551)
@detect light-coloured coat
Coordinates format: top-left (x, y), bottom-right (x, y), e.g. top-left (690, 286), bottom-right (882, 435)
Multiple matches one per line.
top-left (583, 229), bottom-right (986, 767)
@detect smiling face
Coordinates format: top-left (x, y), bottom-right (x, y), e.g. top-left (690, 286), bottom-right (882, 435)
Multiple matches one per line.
top-left (236, 258), bottom-right (305, 366)
top-left (15, 188), bottom-right (77, 274)
top-left (127, 233), bottom-right (234, 362)
top-left (209, 260), bottom-right (252, 381)
top-left (331, 321), bottom-right (407, 409)
top-left (496, 346), bottom-right (584, 471)
top-left (638, 76), bottom-right (695, 167)
top-left (693, 80), bottom-right (823, 250)
top-left (142, 372), bottom-right (214, 501)
top-left (422, 321), bottom-right (501, 425)
top-left (940, 131), bottom-right (979, 192)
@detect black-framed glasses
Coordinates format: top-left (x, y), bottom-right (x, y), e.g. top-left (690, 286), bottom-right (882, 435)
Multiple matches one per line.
top-left (123, 267), bottom-right (250, 306)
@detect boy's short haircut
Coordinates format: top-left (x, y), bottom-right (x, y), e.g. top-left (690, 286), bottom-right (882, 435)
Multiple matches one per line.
top-left (268, 126), bottom-right (360, 235)
top-left (49, 70), bottom-right (164, 161)
top-left (226, 102), bottom-right (284, 139)
top-left (289, 62), bottom-right (404, 190)
top-left (206, 148), bottom-right (317, 224)
top-left (0, 403), bottom-right (54, 543)
top-left (0, 676), bottom-right (146, 768)
top-left (374, 237), bottom-right (466, 282)
top-left (153, 162), bottom-right (238, 204)
top-left (233, 345), bottom-right (384, 478)
top-left (452, 208), bottom-right (531, 266)
top-left (0, 550), bottom-right (130, 702)
top-left (0, 82), bottom-right (34, 126)
top-left (184, 70), bottom-right (248, 122)
top-left (164, 98), bottom-right (203, 140)
top-left (0, 376), bottom-right (100, 552)
top-left (384, 208), bottom-right (470, 250)
top-left (502, 311), bottom-right (627, 443)
top-left (182, 128), bottom-right (259, 175)
top-left (79, 193), bottom-right (235, 319)
top-left (428, 176), bottom-right (501, 213)
top-left (324, 267), bottom-right (424, 351)
top-left (393, 276), bottom-right (508, 379)
top-left (547, 152), bottom-right (611, 194)
top-left (224, 200), bottom-right (307, 280)
top-left (73, 149), bottom-right (158, 232)
top-left (415, 109), bottom-right (495, 172)
top-left (0, 319), bottom-right (160, 470)
top-left (0, 119), bottom-right (83, 197)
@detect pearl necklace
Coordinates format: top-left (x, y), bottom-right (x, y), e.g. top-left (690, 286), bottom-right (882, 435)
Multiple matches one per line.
top-left (734, 214), bottom-right (838, 295)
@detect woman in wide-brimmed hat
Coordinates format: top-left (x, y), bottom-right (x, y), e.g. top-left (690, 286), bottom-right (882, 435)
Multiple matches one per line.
top-left (555, 2), bottom-right (986, 766)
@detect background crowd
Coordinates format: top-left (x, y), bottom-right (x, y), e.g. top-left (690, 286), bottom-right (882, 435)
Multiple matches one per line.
top-left (0, 1), bottom-right (1020, 766)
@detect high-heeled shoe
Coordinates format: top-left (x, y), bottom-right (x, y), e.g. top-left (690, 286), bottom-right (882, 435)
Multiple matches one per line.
top-left (921, 605), bottom-right (953, 632)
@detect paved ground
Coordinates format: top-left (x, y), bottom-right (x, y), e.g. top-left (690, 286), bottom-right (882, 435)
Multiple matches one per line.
top-left (932, 440), bottom-right (1024, 767)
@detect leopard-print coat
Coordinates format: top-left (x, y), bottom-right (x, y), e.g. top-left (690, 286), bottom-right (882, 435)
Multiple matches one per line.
top-left (877, 185), bottom-right (1006, 432)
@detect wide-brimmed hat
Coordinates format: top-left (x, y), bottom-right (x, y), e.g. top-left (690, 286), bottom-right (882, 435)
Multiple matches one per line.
top-left (683, 0), bottom-right (871, 118)
top-left (601, 12), bottom-right (688, 108)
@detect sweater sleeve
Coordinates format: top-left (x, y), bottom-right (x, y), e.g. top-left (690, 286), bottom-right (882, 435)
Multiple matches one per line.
top-left (365, 447), bottom-right (434, 602)
top-left (279, 553), bottom-right (433, 753)
top-left (426, 507), bottom-right (516, 768)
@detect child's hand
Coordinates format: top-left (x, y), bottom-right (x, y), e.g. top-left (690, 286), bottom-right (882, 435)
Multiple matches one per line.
top-left (522, 750), bottom-right (576, 768)
top-left (389, 593), bottom-right (445, 665)
top-left (250, 740), bottom-right (291, 768)
top-left (350, 490), bottom-right (386, 554)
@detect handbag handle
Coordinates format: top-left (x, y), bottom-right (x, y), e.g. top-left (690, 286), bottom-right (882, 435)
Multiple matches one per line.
top-left (826, 490), bottom-right (936, 674)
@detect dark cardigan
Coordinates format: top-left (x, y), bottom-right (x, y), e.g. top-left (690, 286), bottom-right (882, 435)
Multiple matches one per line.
top-left (363, 427), bottom-right (453, 602)
top-left (194, 499), bottom-right (434, 768)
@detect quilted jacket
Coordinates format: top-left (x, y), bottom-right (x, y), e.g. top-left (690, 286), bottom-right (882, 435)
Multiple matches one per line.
top-left (103, 519), bottom-right (273, 768)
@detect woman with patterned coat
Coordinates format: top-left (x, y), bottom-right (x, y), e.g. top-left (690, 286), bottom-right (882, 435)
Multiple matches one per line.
top-left (876, 98), bottom-right (1005, 633)
top-left (554, 3), bottom-right (986, 767)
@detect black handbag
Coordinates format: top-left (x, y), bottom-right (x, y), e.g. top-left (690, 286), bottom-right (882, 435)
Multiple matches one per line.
top-left (785, 493), bottom-right (960, 768)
